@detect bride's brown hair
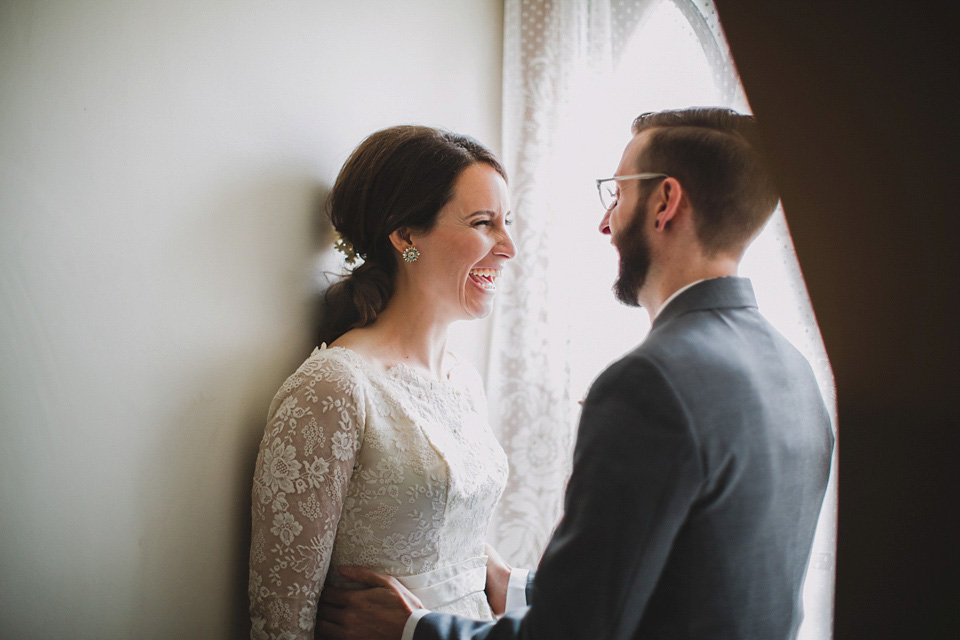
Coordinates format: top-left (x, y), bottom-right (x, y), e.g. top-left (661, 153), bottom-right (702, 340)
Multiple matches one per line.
top-left (318, 125), bottom-right (506, 346)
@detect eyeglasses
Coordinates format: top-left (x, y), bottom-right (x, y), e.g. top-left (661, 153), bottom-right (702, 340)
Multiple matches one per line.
top-left (595, 173), bottom-right (668, 211)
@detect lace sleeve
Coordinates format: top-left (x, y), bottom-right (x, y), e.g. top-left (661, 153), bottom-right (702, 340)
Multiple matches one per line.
top-left (248, 353), bottom-right (366, 639)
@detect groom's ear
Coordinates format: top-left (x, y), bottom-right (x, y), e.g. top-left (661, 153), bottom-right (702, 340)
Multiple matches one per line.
top-left (653, 177), bottom-right (686, 232)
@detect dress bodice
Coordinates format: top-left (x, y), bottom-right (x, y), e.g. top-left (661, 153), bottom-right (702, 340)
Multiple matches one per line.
top-left (249, 346), bottom-right (508, 639)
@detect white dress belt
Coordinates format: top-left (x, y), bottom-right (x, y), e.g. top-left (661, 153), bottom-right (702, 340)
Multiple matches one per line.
top-left (396, 555), bottom-right (488, 609)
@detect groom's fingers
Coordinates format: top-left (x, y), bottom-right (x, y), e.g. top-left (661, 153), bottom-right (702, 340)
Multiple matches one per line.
top-left (316, 618), bottom-right (345, 639)
top-left (319, 586), bottom-right (350, 606)
top-left (330, 567), bottom-right (425, 618)
top-left (317, 602), bottom-right (346, 624)
top-left (338, 565), bottom-right (392, 587)
top-left (320, 584), bottom-right (399, 609)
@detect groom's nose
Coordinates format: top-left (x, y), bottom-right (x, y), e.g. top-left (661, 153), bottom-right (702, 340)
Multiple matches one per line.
top-left (599, 206), bottom-right (613, 235)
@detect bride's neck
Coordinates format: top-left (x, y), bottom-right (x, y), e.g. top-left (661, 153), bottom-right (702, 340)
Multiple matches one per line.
top-left (362, 293), bottom-right (451, 378)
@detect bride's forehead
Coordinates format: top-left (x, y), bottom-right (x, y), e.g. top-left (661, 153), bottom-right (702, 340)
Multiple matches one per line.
top-left (449, 167), bottom-right (508, 206)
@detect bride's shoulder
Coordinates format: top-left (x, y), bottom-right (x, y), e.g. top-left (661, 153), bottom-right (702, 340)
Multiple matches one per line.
top-left (273, 343), bottom-right (370, 398)
top-left (263, 344), bottom-right (373, 438)
top-left (265, 344), bottom-right (370, 420)
top-left (325, 328), bottom-right (385, 365)
top-left (303, 343), bottom-right (370, 379)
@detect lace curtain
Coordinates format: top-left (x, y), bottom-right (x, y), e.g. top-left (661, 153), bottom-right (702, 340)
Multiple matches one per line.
top-left (486, 1), bottom-right (837, 638)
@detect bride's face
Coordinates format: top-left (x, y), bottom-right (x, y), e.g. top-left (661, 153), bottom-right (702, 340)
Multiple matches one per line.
top-left (407, 163), bottom-right (516, 321)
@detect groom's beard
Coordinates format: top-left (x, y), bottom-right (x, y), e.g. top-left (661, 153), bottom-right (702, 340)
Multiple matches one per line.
top-left (613, 200), bottom-right (652, 308)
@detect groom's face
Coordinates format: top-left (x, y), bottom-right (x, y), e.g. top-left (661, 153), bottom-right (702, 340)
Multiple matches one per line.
top-left (605, 133), bottom-right (655, 307)
top-left (612, 192), bottom-right (653, 307)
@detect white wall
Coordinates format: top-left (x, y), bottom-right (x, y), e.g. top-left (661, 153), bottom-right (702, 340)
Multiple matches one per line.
top-left (0, 2), bottom-right (503, 637)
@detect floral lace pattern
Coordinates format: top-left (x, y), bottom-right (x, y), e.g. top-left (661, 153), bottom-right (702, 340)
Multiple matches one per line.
top-left (249, 346), bottom-right (508, 639)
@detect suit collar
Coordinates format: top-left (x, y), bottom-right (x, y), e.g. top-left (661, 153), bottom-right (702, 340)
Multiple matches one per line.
top-left (651, 276), bottom-right (757, 329)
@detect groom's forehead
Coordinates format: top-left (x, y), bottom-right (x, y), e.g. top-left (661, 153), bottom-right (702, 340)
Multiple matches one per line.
top-left (620, 130), bottom-right (654, 172)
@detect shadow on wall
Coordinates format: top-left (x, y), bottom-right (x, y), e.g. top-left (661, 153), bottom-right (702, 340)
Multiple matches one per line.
top-left (133, 176), bottom-right (335, 638)
top-left (309, 185), bottom-right (344, 350)
top-left (235, 181), bottom-right (338, 637)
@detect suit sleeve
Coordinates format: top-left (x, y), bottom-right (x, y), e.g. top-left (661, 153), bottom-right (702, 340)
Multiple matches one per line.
top-left (414, 356), bottom-right (704, 640)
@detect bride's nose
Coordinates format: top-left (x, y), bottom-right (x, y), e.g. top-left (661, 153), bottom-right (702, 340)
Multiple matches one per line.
top-left (495, 230), bottom-right (517, 259)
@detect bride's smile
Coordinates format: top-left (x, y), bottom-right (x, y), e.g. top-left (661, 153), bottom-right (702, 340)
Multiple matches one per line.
top-left (467, 267), bottom-right (501, 291)
top-left (397, 161), bottom-right (516, 322)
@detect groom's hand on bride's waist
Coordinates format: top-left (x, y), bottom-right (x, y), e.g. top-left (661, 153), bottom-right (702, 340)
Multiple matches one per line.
top-left (317, 566), bottom-right (424, 640)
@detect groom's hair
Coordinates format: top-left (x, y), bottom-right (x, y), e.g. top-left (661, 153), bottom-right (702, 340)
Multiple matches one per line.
top-left (632, 108), bottom-right (780, 257)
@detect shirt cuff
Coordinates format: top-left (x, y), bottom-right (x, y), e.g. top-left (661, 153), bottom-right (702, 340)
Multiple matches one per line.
top-left (401, 608), bottom-right (432, 640)
top-left (505, 568), bottom-right (530, 612)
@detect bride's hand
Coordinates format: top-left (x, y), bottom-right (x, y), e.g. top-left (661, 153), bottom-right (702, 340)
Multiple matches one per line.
top-left (483, 543), bottom-right (511, 616)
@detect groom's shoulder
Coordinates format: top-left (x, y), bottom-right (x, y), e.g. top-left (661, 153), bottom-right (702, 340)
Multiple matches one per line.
top-left (586, 344), bottom-right (676, 406)
top-left (630, 314), bottom-right (710, 366)
top-left (595, 312), bottom-right (747, 398)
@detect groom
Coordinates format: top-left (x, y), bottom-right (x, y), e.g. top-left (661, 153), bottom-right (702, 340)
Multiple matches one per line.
top-left (316, 108), bottom-right (835, 640)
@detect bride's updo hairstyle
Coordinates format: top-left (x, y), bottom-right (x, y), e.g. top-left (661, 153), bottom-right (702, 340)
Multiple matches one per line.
top-left (318, 125), bottom-right (506, 345)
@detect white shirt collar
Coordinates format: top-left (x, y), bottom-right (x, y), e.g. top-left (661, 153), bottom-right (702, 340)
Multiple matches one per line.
top-left (653, 278), bottom-right (708, 319)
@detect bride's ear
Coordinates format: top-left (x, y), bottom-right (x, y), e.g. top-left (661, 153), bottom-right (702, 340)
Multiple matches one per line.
top-left (388, 227), bottom-right (415, 252)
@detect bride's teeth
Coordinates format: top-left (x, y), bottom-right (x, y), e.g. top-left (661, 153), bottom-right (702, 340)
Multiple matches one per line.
top-left (469, 268), bottom-right (500, 290)
top-left (469, 268), bottom-right (501, 278)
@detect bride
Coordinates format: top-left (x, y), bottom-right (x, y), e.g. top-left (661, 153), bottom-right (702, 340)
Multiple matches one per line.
top-left (248, 125), bottom-right (517, 639)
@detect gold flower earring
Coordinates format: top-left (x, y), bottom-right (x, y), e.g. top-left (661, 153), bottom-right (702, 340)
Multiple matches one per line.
top-left (402, 246), bottom-right (420, 263)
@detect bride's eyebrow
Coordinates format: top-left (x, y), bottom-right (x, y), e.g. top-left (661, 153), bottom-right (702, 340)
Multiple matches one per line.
top-left (463, 210), bottom-right (498, 222)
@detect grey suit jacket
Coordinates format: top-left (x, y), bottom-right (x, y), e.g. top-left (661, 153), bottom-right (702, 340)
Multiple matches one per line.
top-left (415, 277), bottom-right (834, 640)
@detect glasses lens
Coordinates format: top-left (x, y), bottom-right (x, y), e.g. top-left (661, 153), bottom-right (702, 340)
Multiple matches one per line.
top-left (602, 184), bottom-right (617, 210)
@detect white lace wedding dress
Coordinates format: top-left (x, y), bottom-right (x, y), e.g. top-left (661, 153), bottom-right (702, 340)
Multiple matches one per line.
top-left (249, 345), bottom-right (509, 639)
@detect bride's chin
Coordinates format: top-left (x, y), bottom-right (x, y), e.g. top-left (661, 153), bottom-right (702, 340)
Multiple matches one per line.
top-left (463, 303), bottom-right (494, 320)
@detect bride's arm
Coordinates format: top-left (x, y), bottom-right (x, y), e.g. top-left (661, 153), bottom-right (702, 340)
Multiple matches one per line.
top-left (248, 357), bottom-right (366, 639)
top-left (484, 544), bottom-right (534, 615)
top-left (484, 543), bottom-right (511, 615)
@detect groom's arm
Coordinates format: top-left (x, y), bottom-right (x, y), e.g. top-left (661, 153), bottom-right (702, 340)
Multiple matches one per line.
top-left (402, 565), bottom-right (531, 638)
top-left (413, 356), bottom-right (704, 640)
top-left (318, 356), bottom-right (702, 640)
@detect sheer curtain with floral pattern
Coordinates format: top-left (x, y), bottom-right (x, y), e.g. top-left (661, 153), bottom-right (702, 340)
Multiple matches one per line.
top-left (485, 1), bottom-right (837, 638)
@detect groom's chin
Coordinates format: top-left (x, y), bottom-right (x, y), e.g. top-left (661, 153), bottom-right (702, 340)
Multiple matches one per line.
top-left (613, 277), bottom-right (642, 307)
